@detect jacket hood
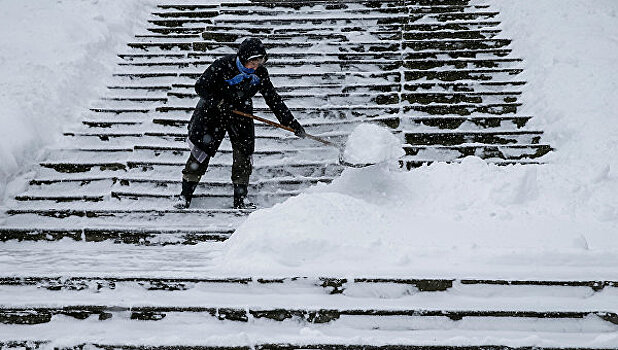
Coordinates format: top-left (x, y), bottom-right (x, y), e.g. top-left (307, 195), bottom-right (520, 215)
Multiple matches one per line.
top-left (237, 38), bottom-right (268, 65)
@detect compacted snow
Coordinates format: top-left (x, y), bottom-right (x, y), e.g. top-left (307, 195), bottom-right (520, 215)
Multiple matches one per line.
top-left (0, 1), bottom-right (615, 279)
top-left (215, 1), bottom-right (618, 276)
top-left (342, 124), bottom-right (405, 165)
top-left (0, 0), bottom-right (154, 202)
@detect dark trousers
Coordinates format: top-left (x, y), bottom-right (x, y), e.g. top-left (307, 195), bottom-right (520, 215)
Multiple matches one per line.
top-left (183, 100), bottom-right (255, 185)
top-left (182, 148), bottom-right (252, 185)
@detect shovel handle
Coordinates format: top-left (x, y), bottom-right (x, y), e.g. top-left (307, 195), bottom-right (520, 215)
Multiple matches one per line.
top-left (232, 110), bottom-right (295, 133)
top-left (231, 110), bottom-right (341, 149)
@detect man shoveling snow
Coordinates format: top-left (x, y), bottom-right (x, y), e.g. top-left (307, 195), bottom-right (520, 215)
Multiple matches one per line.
top-left (174, 38), bottom-right (306, 210)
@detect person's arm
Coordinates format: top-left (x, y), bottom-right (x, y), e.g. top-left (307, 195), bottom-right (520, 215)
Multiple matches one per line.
top-left (195, 59), bottom-right (225, 109)
top-left (259, 68), bottom-right (305, 137)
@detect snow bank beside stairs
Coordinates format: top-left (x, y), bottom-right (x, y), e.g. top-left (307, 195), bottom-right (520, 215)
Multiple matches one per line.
top-left (0, 0), bottom-right (154, 203)
top-left (215, 1), bottom-right (618, 277)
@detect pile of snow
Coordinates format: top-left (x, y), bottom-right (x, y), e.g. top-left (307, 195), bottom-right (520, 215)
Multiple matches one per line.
top-left (0, 0), bottom-right (154, 203)
top-left (215, 1), bottom-right (618, 276)
top-left (342, 124), bottom-right (405, 165)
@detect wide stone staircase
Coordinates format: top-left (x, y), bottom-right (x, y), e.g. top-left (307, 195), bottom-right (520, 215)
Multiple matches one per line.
top-left (2, 0), bottom-right (616, 348)
top-left (0, 0), bottom-right (554, 245)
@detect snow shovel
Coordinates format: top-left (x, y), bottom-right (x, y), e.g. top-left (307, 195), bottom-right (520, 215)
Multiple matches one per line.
top-left (231, 110), bottom-right (374, 168)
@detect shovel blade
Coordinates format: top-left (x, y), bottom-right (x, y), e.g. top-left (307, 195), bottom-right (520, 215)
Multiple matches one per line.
top-left (338, 153), bottom-right (376, 168)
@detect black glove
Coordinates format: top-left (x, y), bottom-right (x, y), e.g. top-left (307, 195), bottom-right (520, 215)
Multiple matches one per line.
top-left (289, 120), bottom-right (306, 138)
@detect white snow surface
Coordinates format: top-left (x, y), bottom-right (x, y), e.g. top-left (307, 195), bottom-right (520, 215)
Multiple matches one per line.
top-left (215, 1), bottom-right (618, 275)
top-left (343, 124), bottom-right (405, 165)
top-left (0, 0), bottom-right (154, 203)
top-left (0, 0), bottom-right (616, 279)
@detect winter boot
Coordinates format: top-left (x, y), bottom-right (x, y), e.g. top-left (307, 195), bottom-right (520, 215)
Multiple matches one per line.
top-left (174, 180), bottom-right (198, 209)
top-left (233, 184), bottom-right (256, 209)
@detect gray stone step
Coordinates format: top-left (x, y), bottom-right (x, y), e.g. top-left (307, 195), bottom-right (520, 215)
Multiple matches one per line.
top-left (190, 38), bottom-right (511, 52)
top-left (3, 275), bottom-right (616, 292)
top-left (0, 226), bottom-right (233, 244)
top-left (403, 115), bottom-right (531, 129)
top-left (146, 11), bottom-right (499, 28)
top-left (404, 130), bottom-right (544, 146)
top-left (401, 157), bottom-right (545, 169)
top-left (146, 26), bottom-right (207, 34)
top-left (1, 304), bottom-right (615, 326)
top-left (151, 5), bottom-right (491, 19)
top-left (161, 49), bottom-right (514, 60)
top-left (21, 175), bottom-right (333, 198)
top-left (403, 144), bottom-right (553, 161)
top-left (158, 0), bottom-right (471, 11)
top-left (198, 29), bottom-right (502, 42)
top-left (404, 68), bottom-right (522, 82)
top-left (194, 21), bottom-right (501, 34)
top-left (118, 58), bottom-right (522, 72)
top-left (2, 342), bottom-right (614, 350)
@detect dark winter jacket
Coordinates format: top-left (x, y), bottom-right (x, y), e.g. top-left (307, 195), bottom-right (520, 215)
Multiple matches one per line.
top-left (188, 38), bottom-right (297, 153)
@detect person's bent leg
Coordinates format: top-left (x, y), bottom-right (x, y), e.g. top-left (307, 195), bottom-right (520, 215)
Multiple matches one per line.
top-left (174, 153), bottom-right (210, 209)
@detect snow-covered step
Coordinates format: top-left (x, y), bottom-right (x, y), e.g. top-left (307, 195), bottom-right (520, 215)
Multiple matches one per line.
top-left (160, 0), bottom-right (403, 10)
top-left (131, 141), bottom-right (342, 155)
top-left (166, 91), bottom-right (401, 106)
top-left (166, 82), bottom-right (402, 94)
top-left (179, 48), bottom-right (515, 60)
top-left (402, 91), bottom-right (522, 105)
top-left (128, 151), bottom-right (338, 169)
top-left (150, 115), bottom-right (397, 130)
top-left (208, 11), bottom-right (498, 23)
top-left (157, 91), bottom-right (523, 109)
top-left (19, 175), bottom-right (333, 199)
top-left (402, 115), bottom-right (532, 129)
top-left (197, 20), bottom-right (501, 33)
top-left (404, 80), bottom-right (526, 91)
top-left (106, 84), bottom-right (172, 92)
top-left (404, 68), bottom-right (523, 81)
top-left (151, 9), bottom-right (219, 18)
top-left (401, 157), bottom-right (545, 169)
top-left (125, 159), bottom-right (343, 178)
top-left (408, 102), bottom-right (522, 115)
top-left (403, 144), bottom-right (553, 162)
top-left (169, 70), bottom-right (402, 85)
top-left (120, 60), bottom-right (405, 73)
top-left (199, 29), bottom-right (502, 42)
top-left (1, 207), bottom-right (249, 237)
top-left (156, 105), bottom-right (398, 120)
top-left (60, 128), bottom-right (347, 144)
top-left (406, 48), bottom-right (513, 59)
top-left (129, 35), bottom-right (200, 44)
top-left (191, 38), bottom-right (511, 52)
top-left (119, 58), bottom-right (522, 73)
top-left (4, 328), bottom-right (617, 349)
top-left (126, 41), bottom-right (194, 51)
top-left (32, 158), bottom-right (344, 182)
top-left (51, 134), bottom-right (336, 154)
top-left (404, 29), bottom-right (501, 40)
top-left (213, 7), bottom-right (410, 16)
top-left (0, 226), bottom-right (234, 244)
top-left (404, 130), bottom-right (544, 145)
top-left (206, 6), bottom-right (495, 17)
top-left (134, 33), bottom-right (202, 40)
top-left (9, 186), bottom-right (296, 209)
top-left (2, 304), bottom-right (616, 326)
top-left (201, 31), bottom-right (402, 42)
top-left (154, 103), bottom-right (520, 116)
top-left (145, 26), bottom-right (207, 34)
top-left (4, 275), bottom-right (617, 293)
